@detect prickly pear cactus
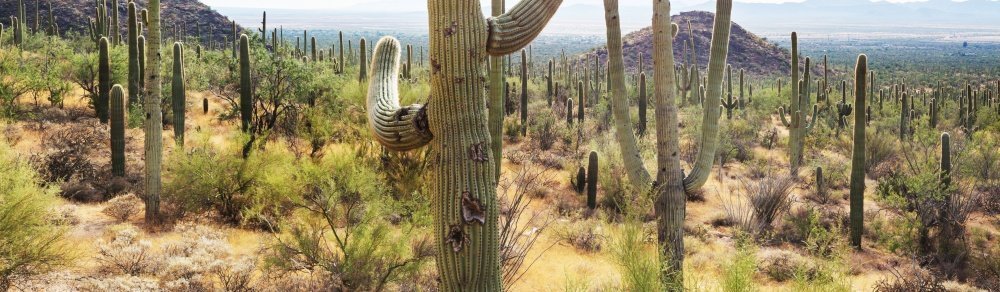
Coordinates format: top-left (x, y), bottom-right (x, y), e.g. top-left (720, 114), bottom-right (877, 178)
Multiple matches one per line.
top-left (364, 0), bottom-right (562, 289)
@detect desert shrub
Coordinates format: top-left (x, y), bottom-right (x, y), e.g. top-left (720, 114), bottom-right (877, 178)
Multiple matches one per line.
top-left (33, 122), bottom-right (104, 185)
top-left (557, 219), bottom-right (604, 253)
top-left (0, 141), bottom-right (69, 290)
top-left (162, 140), bottom-right (297, 227)
top-left (504, 116), bottom-right (522, 143)
top-left (721, 238), bottom-right (758, 292)
top-left (498, 164), bottom-right (556, 289)
top-left (722, 175), bottom-right (795, 238)
top-left (758, 249), bottom-right (813, 282)
top-left (265, 153), bottom-right (432, 291)
top-left (721, 119), bottom-right (758, 163)
top-left (103, 193), bottom-right (144, 222)
top-left (609, 222), bottom-right (663, 292)
top-left (159, 224), bottom-right (257, 291)
top-left (530, 111), bottom-right (559, 151)
top-left (865, 129), bottom-right (897, 178)
top-left (80, 276), bottom-right (161, 291)
top-left (782, 207), bottom-right (845, 258)
top-left (873, 267), bottom-right (946, 292)
top-left (96, 227), bottom-right (158, 276)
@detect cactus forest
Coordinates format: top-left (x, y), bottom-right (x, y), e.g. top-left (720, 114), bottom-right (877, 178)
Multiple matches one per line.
top-left (3, 0), bottom-right (1000, 290)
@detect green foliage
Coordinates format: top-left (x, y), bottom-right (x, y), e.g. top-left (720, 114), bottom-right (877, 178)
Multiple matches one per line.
top-left (0, 141), bottom-right (69, 290)
top-left (609, 222), bottom-right (663, 292)
top-left (721, 237), bottom-right (758, 292)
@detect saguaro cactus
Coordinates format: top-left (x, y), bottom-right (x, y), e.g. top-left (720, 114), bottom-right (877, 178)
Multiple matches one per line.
top-left (849, 54), bottom-right (868, 249)
top-left (239, 34), bottom-right (251, 133)
top-left (638, 72), bottom-right (647, 135)
top-left (172, 42), bottom-right (186, 146)
top-left (520, 49), bottom-right (529, 136)
top-left (567, 98), bottom-right (574, 126)
top-left (358, 38), bottom-right (367, 82)
top-left (605, 0), bottom-right (732, 284)
top-left (837, 80), bottom-right (854, 131)
top-left (722, 65), bottom-right (737, 119)
top-left (127, 1), bottom-right (139, 105)
top-left (98, 37), bottom-right (111, 123)
top-left (576, 166), bottom-right (586, 194)
top-left (587, 151), bottom-right (598, 209)
top-left (110, 85), bottom-right (126, 177)
top-left (143, 0), bottom-right (163, 223)
top-left (900, 92), bottom-right (910, 139)
top-left (363, 0), bottom-right (562, 289)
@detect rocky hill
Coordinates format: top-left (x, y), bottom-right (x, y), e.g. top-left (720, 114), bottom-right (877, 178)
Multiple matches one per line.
top-left (585, 11), bottom-right (792, 76)
top-left (1, 0), bottom-right (243, 44)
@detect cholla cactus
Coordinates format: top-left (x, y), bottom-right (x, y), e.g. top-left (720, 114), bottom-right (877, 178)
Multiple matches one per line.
top-left (364, 0), bottom-right (562, 289)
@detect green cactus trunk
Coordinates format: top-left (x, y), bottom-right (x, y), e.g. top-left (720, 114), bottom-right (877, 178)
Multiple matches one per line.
top-left (364, 0), bottom-right (562, 289)
top-left (900, 92), bottom-right (909, 140)
top-left (576, 166), bottom-right (586, 194)
top-left (111, 0), bottom-right (119, 44)
top-left (586, 151), bottom-right (598, 209)
top-left (358, 38), bottom-right (367, 82)
top-left (127, 2), bottom-right (139, 106)
top-left (578, 80), bottom-right (585, 124)
top-left (110, 85), bottom-right (126, 177)
top-left (239, 34), bottom-right (251, 133)
top-left (138, 35), bottom-right (146, 89)
top-left (143, 0), bottom-right (163, 223)
top-left (487, 0), bottom-right (504, 180)
top-left (849, 54), bottom-right (868, 249)
top-left (567, 98), bottom-right (574, 126)
top-left (98, 37), bottom-right (111, 123)
top-left (172, 42), bottom-right (186, 146)
top-left (311, 36), bottom-right (317, 62)
top-left (816, 166), bottom-right (824, 198)
top-left (339, 31), bottom-right (345, 73)
top-left (638, 72), bottom-right (647, 135)
top-left (547, 60), bottom-right (554, 106)
top-left (520, 49), bottom-right (528, 137)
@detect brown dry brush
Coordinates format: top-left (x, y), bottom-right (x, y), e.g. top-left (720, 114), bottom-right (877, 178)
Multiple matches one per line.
top-left (497, 162), bottom-right (557, 289)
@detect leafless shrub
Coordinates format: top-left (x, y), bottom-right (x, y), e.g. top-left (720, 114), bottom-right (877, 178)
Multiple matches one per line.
top-left (497, 163), bottom-right (557, 289)
top-left (866, 130), bottom-right (897, 177)
top-left (874, 266), bottom-right (946, 292)
top-left (103, 194), bottom-right (144, 223)
top-left (721, 174), bottom-right (796, 238)
top-left (33, 122), bottom-right (105, 184)
top-left (96, 228), bottom-right (158, 276)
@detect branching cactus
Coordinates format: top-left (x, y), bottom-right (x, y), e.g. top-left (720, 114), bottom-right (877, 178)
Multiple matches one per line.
top-left (110, 85), bottom-right (126, 177)
top-left (837, 80), bottom-right (854, 131)
top-left (722, 65), bottom-right (737, 119)
top-left (172, 42), bottom-right (186, 146)
top-left (363, 0), bottom-right (562, 289)
top-left (604, 0), bottom-right (732, 284)
top-left (849, 54), bottom-right (868, 249)
top-left (780, 80), bottom-right (818, 173)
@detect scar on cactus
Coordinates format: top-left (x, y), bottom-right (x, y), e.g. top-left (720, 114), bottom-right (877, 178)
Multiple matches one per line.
top-left (462, 191), bottom-right (486, 224)
top-left (446, 224), bottom-right (468, 252)
top-left (469, 143), bottom-right (488, 162)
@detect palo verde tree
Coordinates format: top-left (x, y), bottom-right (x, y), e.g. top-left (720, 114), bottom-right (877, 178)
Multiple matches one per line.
top-left (604, 0), bottom-right (732, 286)
top-left (364, 0), bottom-right (563, 290)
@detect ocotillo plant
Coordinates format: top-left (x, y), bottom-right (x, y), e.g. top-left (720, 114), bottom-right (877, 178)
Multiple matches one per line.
top-left (849, 54), bottom-right (868, 249)
top-left (363, 0), bottom-right (562, 289)
top-left (143, 0), bottom-right (163, 223)
top-left (110, 85), bottom-right (126, 177)
top-left (586, 151), bottom-right (598, 209)
top-left (837, 80), bottom-right (854, 131)
top-left (239, 34), bottom-right (251, 133)
top-left (172, 42), bottom-right (186, 146)
top-left (605, 0), bottom-right (732, 284)
top-left (98, 37), bottom-right (111, 123)
top-left (520, 49), bottom-right (528, 136)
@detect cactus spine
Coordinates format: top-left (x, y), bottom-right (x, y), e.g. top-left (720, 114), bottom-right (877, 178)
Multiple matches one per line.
top-left (364, 0), bottom-right (562, 289)
top-left (586, 151), bottom-right (598, 209)
top-left (143, 0), bottom-right (163, 223)
top-left (849, 54), bottom-right (868, 249)
top-left (239, 34), bottom-right (251, 133)
top-left (98, 37), bottom-right (111, 123)
top-left (172, 42), bottom-right (186, 146)
top-left (110, 85), bottom-right (126, 177)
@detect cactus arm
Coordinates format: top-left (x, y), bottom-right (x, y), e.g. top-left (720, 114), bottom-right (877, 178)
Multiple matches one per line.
top-left (485, 0), bottom-right (564, 55)
top-left (683, 0), bottom-right (733, 191)
top-left (803, 104), bottom-right (818, 133)
top-left (488, 0), bottom-right (504, 179)
top-left (366, 37), bottom-right (433, 152)
top-left (779, 107), bottom-right (792, 127)
top-left (604, 0), bottom-right (652, 189)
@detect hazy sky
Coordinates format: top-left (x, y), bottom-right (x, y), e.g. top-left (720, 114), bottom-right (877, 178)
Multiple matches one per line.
top-left (203, 0), bottom-right (805, 11)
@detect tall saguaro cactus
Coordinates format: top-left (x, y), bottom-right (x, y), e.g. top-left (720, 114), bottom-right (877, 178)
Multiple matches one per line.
top-left (849, 54), bottom-right (868, 249)
top-left (520, 49), bottom-right (529, 136)
top-left (487, 0), bottom-right (504, 180)
top-left (110, 85), bottom-right (126, 177)
top-left (98, 37), bottom-right (111, 123)
top-left (586, 151), bottom-right (598, 209)
top-left (358, 38), bottom-right (367, 82)
top-left (127, 1), bottom-right (140, 105)
top-left (143, 0), bottom-right (163, 223)
top-left (239, 34), bottom-right (251, 133)
top-left (779, 34), bottom-right (817, 174)
top-left (364, 0), bottom-right (562, 290)
top-left (604, 0), bottom-right (732, 284)
top-left (172, 42), bottom-right (186, 146)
